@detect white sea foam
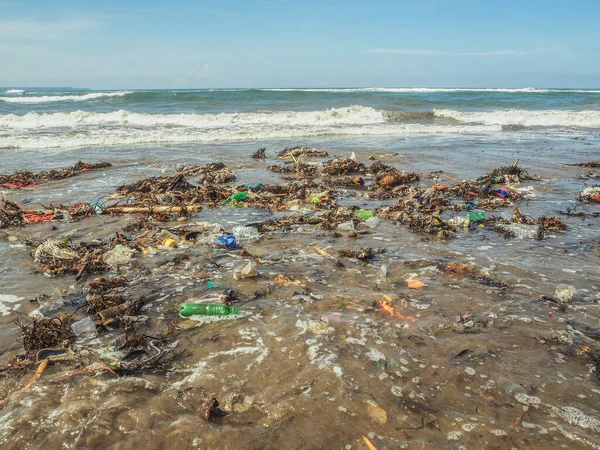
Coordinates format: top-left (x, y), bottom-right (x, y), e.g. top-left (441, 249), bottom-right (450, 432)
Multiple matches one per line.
top-left (0, 106), bottom-right (499, 149)
top-left (434, 108), bottom-right (600, 127)
top-left (3, 105), bottom-right (596, 150)
top-left (0, 105), bottom-right (386, 129)
top-left (258, 87), bottom-right (600, 94)
top-left (0, 123), bottom-right (500, 149)
top-left (4, 89), bottom-right (25, 94)
top-left (0, 91), bottom-right (132, 104)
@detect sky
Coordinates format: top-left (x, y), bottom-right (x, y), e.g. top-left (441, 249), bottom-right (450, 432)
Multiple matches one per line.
top-left (0, 0), bottom-right (598, 89)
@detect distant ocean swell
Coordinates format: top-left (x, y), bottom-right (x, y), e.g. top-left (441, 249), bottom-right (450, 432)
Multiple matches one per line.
top-left (0, 91), bottom-right (132, 104)
top-left (1, 106), bottom-right (599, 149)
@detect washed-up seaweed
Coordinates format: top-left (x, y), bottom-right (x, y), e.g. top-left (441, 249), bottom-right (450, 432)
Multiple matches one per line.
top-left (568, 162), bottom-right (600, 168)
top-left (278, 146), bottom-right (329, 159)
top-left (17, 315), bottom-right (75, 355)
top-left (266, 161), bottom-right (318, 178)
top-left (321, 158), bottom-right (366, 176)
top-left (200, 167), bottom-right (236, 184)
top-left (177, 162), bottom-right (225, 175)
top-left (250, 147), bottom-right (266, 159)
top-left (0, 199), bottom-right (23, 228)
top-left (375, 170), bottom-right (420, 189)
top-left (438, 261), bottom-right (507, 288)
top-left (338, 247), bottom-right (384, 260)
top-left (0, 161), bottom-right (111, 190)
top-left (474, 162), bottom-right (537, 184)
top-left (449, 180), bottom-right (521, 201)
top-left (85, 276), bottom-right (130, 315)
top-left (483, 207), bottom-right (567, 234)
top-left (323, 176), bottom-right (366, 189)
top-left (32, 236), bottom-right (141, 278)
top-left (117, 173), bottom-right (193, 196)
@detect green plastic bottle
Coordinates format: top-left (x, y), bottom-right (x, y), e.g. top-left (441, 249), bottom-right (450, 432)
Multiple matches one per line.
top-left (225, 192), bottom-right (247, 203)
top-left (180, 303), bottom-right (238, 317)
top-left (467, 211), bottom-right (485, 222)
top-left (355, 209), bottom-right (373, 220)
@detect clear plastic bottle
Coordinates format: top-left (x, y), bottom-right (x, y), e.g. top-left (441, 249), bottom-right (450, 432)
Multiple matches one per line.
top-left (233, 226), bottom-right (261, 243)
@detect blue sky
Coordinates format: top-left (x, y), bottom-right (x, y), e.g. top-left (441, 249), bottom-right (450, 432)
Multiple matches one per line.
top-left (0, 0), bottom-right (598, 88)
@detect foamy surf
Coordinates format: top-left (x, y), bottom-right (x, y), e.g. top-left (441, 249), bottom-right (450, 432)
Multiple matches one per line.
top-left (0, 91), bottom-right (132, 104)
top-left (0, 106), bottom-right (501, 150)
top-left (434, 109), bottom-right (600, 128)
top-left (0, 105), bottom-right (386, 129)
top-left (1, 104), bottom-right (598, 150)
top-left (4, 89), bottom-right (25, 94)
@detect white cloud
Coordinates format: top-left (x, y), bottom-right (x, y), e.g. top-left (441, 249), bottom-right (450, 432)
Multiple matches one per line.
top-left (0, 19), bottom-right (100, 41)
top-left (365, 48), bottom-right (553, 56)
top-left (203, 63), bottom-right (210, 75)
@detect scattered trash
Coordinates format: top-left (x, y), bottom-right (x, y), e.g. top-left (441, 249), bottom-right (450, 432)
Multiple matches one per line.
top-left (102, 245), bottom-right (136, 269)
top-left (180, 303), bottom-right (239, 317)
top-left (217, 235), bottom-right (237, 248)
top-left (355, 209), bottom-right (374, 220)
top-left (226, 191), bottom-right (248, 204)
top-left (337, 220), bottom-right (355, 231)
top-left (233, 262), bottom-right (258, 280)
top-left (359, 216), bottom-right (380, 229)
top-left (580, 186), bottom-right (600, 203)
top-left (363, 435), bottom-right (378, 450)
top-left (467, 211), bottom-right (485, 222)
top-left (379, 300), bottom-right (417, 322)
top-left (162, 237), bottom-right (178, 248)
top-left (71, 316), bottom-right (97, 338)
top-left (407, 279), bottom-right (425, 289)
top-left (233, 226), bottom-right (261, 243)
top-left (555, 284), bottom-right (576, 303)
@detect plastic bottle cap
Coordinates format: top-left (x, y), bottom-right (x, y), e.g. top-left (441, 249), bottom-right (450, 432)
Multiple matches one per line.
top-left (162, 237), bottom-right (177, 248)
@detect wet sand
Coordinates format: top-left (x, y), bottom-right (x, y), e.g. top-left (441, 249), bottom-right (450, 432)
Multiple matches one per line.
top-left (0, 135), bottom-right (599, 450)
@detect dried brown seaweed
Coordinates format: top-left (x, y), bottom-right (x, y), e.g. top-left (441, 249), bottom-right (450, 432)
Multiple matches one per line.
top-left (0, 161), bottom-right (111, 190)
top-left (278, 146), bottom-right (329, 159)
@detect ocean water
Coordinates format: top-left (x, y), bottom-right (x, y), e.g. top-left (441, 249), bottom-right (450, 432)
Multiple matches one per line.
top-left (1, 87), bottom-right (600, 151)
top-left (1, 88), bottom-right (600, 449)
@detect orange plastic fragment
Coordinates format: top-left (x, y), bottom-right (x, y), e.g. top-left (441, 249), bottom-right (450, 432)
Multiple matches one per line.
top-left (363, 436), bottom-right (377, 450)
top-left (407, 279), bottom-right (425, 289)
top-left (378, 301), bottom-right (417, 322)
top-left (23, 213), bottom-right (55, 223)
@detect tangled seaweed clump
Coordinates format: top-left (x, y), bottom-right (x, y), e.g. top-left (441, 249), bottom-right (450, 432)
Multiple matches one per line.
top-left (475, 162), bottom-right (538, 185)
top-left (277, 146), bottom-right (329, 159)
top-left (18, 315), bottom-right (76, 355)
top-left (0, 161), bottom-right (111, 190)
top-left (321, 157), bottom-right (366, 176)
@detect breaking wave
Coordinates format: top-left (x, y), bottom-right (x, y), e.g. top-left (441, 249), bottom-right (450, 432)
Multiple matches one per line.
top-left (0, 106), bottom-right (387, 129)
top-left (2, 105), bottom-right (598, 150)
top-left (0, 91), bottom-right (132, 104)
top-left (434, 109), bottom-right (600, 128)
top-left (0, 106), bottom-right (501, 149)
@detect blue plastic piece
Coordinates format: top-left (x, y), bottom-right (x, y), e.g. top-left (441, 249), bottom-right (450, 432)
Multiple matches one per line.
top-left (217, 235), bottom-right (237, 248)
